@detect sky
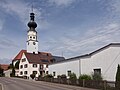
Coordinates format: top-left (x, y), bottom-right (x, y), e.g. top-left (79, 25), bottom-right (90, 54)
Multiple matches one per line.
top-left (0, 0), bottom-right (120, 64)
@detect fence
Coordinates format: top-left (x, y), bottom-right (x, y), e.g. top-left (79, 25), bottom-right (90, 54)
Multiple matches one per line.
top-left (37, 77), bottom-right (116, 90)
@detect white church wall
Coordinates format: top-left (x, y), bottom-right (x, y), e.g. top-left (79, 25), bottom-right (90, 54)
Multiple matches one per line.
top-left (81, 46), bottom-right (120, 81)
top-left (49, 59), bottom-right (80, 78)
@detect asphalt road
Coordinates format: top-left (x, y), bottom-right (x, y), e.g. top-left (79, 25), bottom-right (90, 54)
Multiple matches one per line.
top-left (0, 77), bottom-right (98, 90)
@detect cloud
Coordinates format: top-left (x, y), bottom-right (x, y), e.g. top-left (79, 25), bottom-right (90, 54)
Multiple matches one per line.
top-left (0, 0), bottom-right (50, 32)
top-left (48, 0), bottom-right (76, 7)
top-left (0, 19), bottom-right (4, 31)
top-left (43, 0), bottom-right (120, 58)
top-left (45, 22), bottom-right (120, 58)
top-left (0, 37), bottom-right (18, 49)
top-left (0, 0), bottom-right (41, 24)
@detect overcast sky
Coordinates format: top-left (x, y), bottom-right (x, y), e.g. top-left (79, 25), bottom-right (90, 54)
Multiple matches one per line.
top-left (0, 0), bottom-right (120, 64)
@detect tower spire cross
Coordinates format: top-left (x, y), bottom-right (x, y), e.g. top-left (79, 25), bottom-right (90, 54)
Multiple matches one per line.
top-left (32, 2), bottom-right (33, 13)
top-left (31, 0), bottom-right (34, 13)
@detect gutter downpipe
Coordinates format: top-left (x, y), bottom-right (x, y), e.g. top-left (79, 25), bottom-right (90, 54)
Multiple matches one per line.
top-left (79, 58), bottom-right (81, 77)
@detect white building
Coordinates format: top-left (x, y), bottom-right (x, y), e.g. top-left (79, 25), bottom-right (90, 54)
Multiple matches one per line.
top-left (18, 52), bottom-right (51, 79)
top-left (4, 69), bottom-right (12, 77)
top-left (49, 43), bottom-right (120, 81)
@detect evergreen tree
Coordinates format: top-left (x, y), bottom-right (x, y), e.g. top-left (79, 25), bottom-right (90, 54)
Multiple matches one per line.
top-left (10, 67), bottom-right (15, 77)
top-left (0, 65), bottom-right (4, 77)
top-left (10, 63), bottom-right (15, 77)
top-left (115, 64), bottom-right (120, 90)
top-left (15, 61), bottom-right (20, 69)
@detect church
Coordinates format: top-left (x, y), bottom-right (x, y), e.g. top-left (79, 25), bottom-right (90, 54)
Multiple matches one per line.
top-left (12, 12), bottom-right (65, 79)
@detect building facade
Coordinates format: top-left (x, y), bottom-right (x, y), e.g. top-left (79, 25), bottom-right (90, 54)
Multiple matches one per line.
top-left (49, 43), bottom-right (120, 81)
top-left (19, 52), bottom-right (51, 79)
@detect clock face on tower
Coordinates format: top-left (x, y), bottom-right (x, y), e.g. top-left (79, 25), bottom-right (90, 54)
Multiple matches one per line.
top-left (33, 42), bottom-right (36, 45)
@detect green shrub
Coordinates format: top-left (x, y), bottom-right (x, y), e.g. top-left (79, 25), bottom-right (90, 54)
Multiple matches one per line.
top-left (44, 74), bottom-right (53, 78)
top-left (57, 75), bottom-right (61, 79)
top-left (79, 74), bottom-right (92, 80)
top-left (30, 74), bottom-right (36, 79)
top-left (69, 73), bottom-right (77, 80)
top-left (92, 73), bottom-right (103, 80)
top-left (60, 74), bottom-right (67, 79)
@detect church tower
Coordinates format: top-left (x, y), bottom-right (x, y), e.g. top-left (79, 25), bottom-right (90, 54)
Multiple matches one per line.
top-left (27, 12), bottom-right (38, 54)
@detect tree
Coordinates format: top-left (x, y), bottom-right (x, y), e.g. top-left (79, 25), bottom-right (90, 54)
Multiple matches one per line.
top-left (115, 64), bottom-right (120, 90)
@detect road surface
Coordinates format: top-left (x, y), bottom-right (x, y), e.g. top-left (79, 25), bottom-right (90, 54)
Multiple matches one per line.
top-left (0, 77), bottom-right (98, 90)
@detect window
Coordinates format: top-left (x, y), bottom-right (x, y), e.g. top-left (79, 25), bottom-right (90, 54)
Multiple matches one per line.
top-left (67, 70), bottom-right (71, 76)
top-left (20, 71), bottom-right (23, 75)
top-left (46, 71), bottom-right (48, 74)
top-left (33, 64), bottom-right (37, 68)
top-left (20, 65), bottom-right (23, 69)
top-left (33, 71), bottom-right (37, 74)
top-left (24, 71), bottom-right (27, 75)
top-left (24, 64), bottom-right (28, 68)
top-left (53, 72), bottom-right (56, 76)
top-left (46, 65), bottom-right (48, 68)
top-left (22, 58), bottom-right (26, 62)
top-left (33, 36), bottom-right (35, 39)
top-left (33, 42), bottom-right (36, 45)
top-left (94, 68), bottom-right (101, 75)
top-left (40, 65), bottom-right (43, 69)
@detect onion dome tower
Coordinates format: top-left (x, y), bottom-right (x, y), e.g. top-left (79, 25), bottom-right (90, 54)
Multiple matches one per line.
top-left (27, 12), bottom-right (38, 54)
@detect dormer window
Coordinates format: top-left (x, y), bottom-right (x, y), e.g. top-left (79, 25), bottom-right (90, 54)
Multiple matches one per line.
top-left (22, 58), bottom-right (26, 62)
top-left (33, 64), bottom-right (37, 68)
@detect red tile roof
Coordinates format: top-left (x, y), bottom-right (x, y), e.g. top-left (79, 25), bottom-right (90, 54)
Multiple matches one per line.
top-left (0, 64), bottom-right (9, 71)
top-left (13, 50), bottom-right (53, 64)
top-left (13, 50), bottom-right (26, 61)
top-left (24, 52), bottom-right (52, 64)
